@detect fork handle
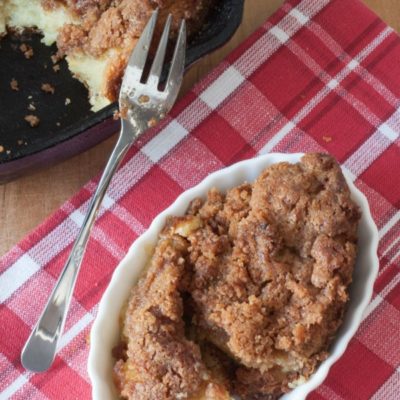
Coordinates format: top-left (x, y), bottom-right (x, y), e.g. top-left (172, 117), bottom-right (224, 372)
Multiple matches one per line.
top-left (21, 119), bottom-right (136, 372)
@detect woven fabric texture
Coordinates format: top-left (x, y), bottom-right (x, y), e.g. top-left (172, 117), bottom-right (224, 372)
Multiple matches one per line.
top-left (1, 0), bottom-right (399, 398)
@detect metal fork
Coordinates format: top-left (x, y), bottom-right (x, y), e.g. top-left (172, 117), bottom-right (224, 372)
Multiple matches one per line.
top-left (21, 10), bottom-right (186, 373)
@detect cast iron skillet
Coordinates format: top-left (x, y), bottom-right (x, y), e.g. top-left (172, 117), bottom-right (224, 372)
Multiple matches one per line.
top-left (0, 0), bottom-right (244, 182)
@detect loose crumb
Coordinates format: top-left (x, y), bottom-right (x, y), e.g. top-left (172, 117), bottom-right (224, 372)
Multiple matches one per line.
top-left (65, 97), bottom-right (71, 105)
top-left (28, 95), bottom-right (33, 100)
top-left (113, 110), bottom-right (121, 120)
top-left (53, 64), bottom-right (60, 72)
top-left (19, 43), bottom-right (34, 59)
top-left (138, 95), bottom-right (150, 104)
top-left (24, 114), bottom-right (40, 127)
top-left (17, 139), bottom-right (24, 146)
top-left (10, 78), bottom-right (19, 91)
top-left (41, 83), bottom-right (55, 94)
top-left (323, 136), bottom-right (332, 143)
top-left (56, 122), bottom-right (61, 127)
top-left (120, 106), bottom-right (128, 119)
top-left (51, 53), bottom-right (61, 64)
top-left (0, 145), bottom-right (4, 153)
top-left (147, 117), bottom-right (157, 128)
top-left (6, 150), bottom-right (11, 155)
top-left (28, 103), bottom-right (36, 111)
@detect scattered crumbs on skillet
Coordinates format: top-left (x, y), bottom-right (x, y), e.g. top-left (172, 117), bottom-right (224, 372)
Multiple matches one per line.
top-left (28, 103), bottom-right (36, 111)
top-left (323, 136), bottom-right (332, 143)
top-left (53, 64), bottom-right (60, 72)
top-left (41, 83), bottom-right (55, 94)
top-left (24, 114), bottom-right (40, 127)
top-left (51, 53), bottom-right (61, 64)
top-left (19, 43), bottom-right (34, 59)
top-left (0, 145), bottom-right (4, 153)
top-left (10, 78), bottom-right (19, 91)
top-left (65, 97), bottom-right (71, 105)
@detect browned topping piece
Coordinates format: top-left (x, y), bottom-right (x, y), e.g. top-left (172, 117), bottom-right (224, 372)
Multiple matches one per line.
top-left (19, 43), bottom-right (34, 59)
top-left (24, 114), bottom-right (40, 127)
top-left (119, 106), bottom-right (128, 119)
top-left (113, 110), bottom-right (121, 120)
top-left (147, 117), bottom-right (157, 128)
top-left (0, 145), bottom-right (4, 153)
top-left (51, 53), bottom-right (61, 64)
top-left (41, 83), bottom-right (55, 94)
top-left (10, 78), bottom-right (19, 91)
top-left (53, 64), bottom-right (61, 72)
top-left (114, 153), bottom-right (360, 400)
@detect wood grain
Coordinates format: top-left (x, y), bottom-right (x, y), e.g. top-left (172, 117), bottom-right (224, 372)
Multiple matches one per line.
top-left (0, 0), bottom-right (398, 256)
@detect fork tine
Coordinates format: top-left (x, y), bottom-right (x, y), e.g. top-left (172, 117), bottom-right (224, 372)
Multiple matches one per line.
top-left (121, 9), bottom-right (158, 87)
top-left (148, 14), bottom-right (172, 86)
top-left (165, 20), bottom-right (186, 98)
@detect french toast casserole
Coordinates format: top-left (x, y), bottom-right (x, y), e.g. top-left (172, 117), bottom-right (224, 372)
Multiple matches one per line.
top-left (113, 153), bottom-right (361, 400)
top-left (0, 0), bottom-right (211, 110)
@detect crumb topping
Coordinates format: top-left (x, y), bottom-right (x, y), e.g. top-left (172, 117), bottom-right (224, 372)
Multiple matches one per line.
top-left (114, 154), bottom-right (360, 399)
top-left (53, 0), bottom-right (211, 101)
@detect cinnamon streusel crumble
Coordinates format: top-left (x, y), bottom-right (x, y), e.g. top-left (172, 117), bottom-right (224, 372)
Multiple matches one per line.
top-left (114, 153), bottom-right (361, 400)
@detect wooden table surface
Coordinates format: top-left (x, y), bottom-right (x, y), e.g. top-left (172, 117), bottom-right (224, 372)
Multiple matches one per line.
top-left (0, 0), bottom-right (398, 256)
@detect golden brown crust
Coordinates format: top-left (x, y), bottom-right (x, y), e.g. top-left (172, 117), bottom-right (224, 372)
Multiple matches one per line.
top-left (46, 0), bottom-right (211, 102)
top-left (114, 153), bottom-right (360, 400)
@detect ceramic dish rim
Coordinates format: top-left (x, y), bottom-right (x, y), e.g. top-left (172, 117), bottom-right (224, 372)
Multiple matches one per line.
top-left (88, 152), bottom-right (379, 400)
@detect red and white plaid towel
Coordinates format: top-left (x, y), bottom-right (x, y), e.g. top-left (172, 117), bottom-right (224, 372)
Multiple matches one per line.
top-left (1, 0), bottom-right (399, 398)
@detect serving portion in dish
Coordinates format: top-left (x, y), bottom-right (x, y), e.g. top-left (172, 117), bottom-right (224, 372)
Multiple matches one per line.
top-left (113, 153), bottom-right (360, 399)
top-left (88, 153), bottom-right (379, 400)
top-left (1, 0), bottom-right (212, 110)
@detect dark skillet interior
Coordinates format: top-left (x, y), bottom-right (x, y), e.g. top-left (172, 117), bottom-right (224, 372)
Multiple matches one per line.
top-left (0, 0), bottom-right (244, 180)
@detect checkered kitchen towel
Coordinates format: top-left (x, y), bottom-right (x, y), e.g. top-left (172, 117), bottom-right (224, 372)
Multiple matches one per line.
top-left (1, 0), bottom-right (399, 398)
